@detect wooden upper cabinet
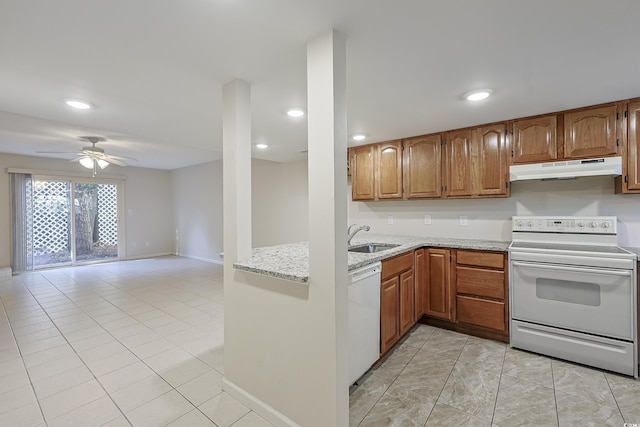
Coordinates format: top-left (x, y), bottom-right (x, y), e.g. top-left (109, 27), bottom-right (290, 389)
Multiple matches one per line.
top-left (444, 129), bottom-right (473, 197)
top-left (512, 115), bottom-right (558, 164)
top-left (564, 103), bottom-right (620, 159)
top-left (403, 134), bottom-right (442, 199)
top-left (351, 145), bottom-right (376, 201)
top-left (621, 100), bottom-right (640, 192)
top-left (376, 140), bottom-right (403, 199)
top-left (472, 124), bottom-right (509, 197)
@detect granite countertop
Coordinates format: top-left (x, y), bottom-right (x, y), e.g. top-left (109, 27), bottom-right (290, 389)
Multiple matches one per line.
top-left (233, 234), bottom-right (510, 284)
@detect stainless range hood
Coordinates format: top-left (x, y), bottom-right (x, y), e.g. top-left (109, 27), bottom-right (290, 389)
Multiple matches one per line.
top-left (510, 156), bottom-right (622, 181)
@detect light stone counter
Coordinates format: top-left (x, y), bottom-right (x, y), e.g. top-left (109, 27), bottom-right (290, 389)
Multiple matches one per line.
top-left (233, 234), bottom-right (510, 284)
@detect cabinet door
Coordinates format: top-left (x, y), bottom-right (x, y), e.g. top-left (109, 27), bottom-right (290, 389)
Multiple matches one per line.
top-left (626, 101), bottom-right (640, 191)
top-left (512, 115), bottom-right (558, 164)
top-left (472, 124), bottom-right (509, 197)
top-left (380, 276), bottom-right (400, 354)
top-left (351, 145), bottom-right (376, 200)
top-left (403, 135), bottom-right (442, 199)
top-left (414, 249), bottom-right (426, 321)
top-left (444, 130), bottom-right (473, 197)
top-left (424, 248), bottom-right (452, 320)
top-left (399, 269), bottom-right (415, 336)
top-left (376, 140), bottom-right (403, 199)
top-left (564, 104), bottom-right (619, 159)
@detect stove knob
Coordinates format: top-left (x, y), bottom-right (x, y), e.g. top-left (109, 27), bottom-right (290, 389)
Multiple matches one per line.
top-left (516, 220), bottom-right (524, 227)
top-left (577, 221), bottom-right (585, 228)
top-left (527, 221), bottom-right (534, 227)
top-left (589, 221), bottom-right (598, 228)
top-left (601, 222), bottom-right (610, 229)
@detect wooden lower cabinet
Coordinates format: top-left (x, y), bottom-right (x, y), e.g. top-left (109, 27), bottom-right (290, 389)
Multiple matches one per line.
top-left (380, 251), bottom-right (415, 355)
top-left (380, 276), bottom-right (400, 354)
top-left (424, 249), bottom-right (453, 320)
top-left (454, 250), bottom-right (508, 341)
top-left (414, 248), bottom-right (426, 321)
top-left (419, 248), bottom-right (509, 343)
top-left (456, 296), bottom-right (505, 331)
top-left (399, 269), bottom-right (415, 336)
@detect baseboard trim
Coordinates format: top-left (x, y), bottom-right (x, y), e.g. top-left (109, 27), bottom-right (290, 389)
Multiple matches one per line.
top-left (175, 253), bottom-right (223, 265)
top-left (125, 252), bottom-right (173, 261)
top-left (222, 378), bottom-right (299, 427)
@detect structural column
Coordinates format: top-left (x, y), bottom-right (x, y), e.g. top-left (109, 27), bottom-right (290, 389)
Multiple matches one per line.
top-left (307, 29), bottom-right (349, 426)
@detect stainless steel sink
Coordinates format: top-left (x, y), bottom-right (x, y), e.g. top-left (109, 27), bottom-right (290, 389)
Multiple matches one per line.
top-left (348, 243), bottom-right (400, 253)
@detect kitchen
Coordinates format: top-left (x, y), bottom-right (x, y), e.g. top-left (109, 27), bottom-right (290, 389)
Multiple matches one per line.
top-left (2, 1), bottom-right (640, 427)
top-left (233, 95), bottom-right (640, 426)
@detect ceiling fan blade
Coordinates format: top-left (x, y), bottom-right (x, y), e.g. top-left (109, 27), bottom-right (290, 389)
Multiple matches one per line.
top-left (105, 154), bottom-right (137, 162)
top-left (69, 156), bottom-right (85, 162)
top-left (37, 150), bottom-right (81, 154)
top-left (105, 157), bottom-right (128, 167)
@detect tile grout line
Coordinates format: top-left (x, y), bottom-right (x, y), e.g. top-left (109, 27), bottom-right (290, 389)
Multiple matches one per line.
top-left (0, 287), bottom-right (49, 426)
top-left (15, 273), bottom-right (133, 426)
top-left (37, 269), bottom-right (224, 425)
top-left (488, 341), bottom-right (508, 426)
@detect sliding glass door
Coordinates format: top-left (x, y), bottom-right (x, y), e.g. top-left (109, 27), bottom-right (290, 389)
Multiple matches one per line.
top-left (15, 175), bottom-right (123, 270)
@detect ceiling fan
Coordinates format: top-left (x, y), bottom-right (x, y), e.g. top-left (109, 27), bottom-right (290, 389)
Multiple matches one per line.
top-left (37, 136), bottom-right (137, 176)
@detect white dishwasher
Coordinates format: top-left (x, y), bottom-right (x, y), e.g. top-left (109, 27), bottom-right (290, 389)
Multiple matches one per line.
top-left (348, 262), bottom-right (381, 385)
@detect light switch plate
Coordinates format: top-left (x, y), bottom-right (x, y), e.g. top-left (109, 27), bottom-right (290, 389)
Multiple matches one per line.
top-left (459, 216), bottom-right (468, 226)
top-left (387, 216), bottom-right (394, 225)
top-left (424, 214), bottom-right (432, 225)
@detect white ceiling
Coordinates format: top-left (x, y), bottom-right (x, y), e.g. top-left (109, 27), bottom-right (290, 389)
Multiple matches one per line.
top-left (1, 0), bottom-right (639, 170)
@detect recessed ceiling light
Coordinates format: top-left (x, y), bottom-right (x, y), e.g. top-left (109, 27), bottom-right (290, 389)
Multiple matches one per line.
top-left (65, 99), bottom-right (92, 110)
top-left (256, 143), bottom-right (268, 149)
top-left (352, 134), bottom-right (367, 141)
top-left (464, 89), bottom-right (493, 102)
top-left (286, 108), bottom-right (305, 118)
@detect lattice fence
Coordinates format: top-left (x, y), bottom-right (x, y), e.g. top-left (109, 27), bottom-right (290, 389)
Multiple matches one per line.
top-left (97, 184), bottom-right (118, 246)
top-left (32, 180), bottom-right (70, 258)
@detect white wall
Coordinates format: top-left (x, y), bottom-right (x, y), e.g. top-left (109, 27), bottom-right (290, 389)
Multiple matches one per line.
top-left (252, 158), bottom-right (309, 247)
top-left (0, 153), bottom-right (174, 268)
top-left (171, 160), bottom-right (224, 263)
top-left (348, 176), bottom-right (640, 247)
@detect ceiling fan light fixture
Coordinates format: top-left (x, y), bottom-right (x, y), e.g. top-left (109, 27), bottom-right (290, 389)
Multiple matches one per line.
top-left (97, 159), bottom-right (109, 169)
top-left (79, 157), bottom-right (94, 169)
top-left (65, 99), bottom-right (93, 110)
top-left (352, 133), bottom-right (367, 141)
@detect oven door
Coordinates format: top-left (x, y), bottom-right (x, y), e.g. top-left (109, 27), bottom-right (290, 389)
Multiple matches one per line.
top-left (511, 260), bottom-right (634, 340)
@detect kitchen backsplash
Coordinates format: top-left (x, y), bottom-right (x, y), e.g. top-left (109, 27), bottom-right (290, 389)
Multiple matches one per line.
top-left (348, 175), bottom-right (640, 247)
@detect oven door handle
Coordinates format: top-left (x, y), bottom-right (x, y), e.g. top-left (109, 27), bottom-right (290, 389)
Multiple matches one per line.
top-left (511, 261), bottom-right (632, 277)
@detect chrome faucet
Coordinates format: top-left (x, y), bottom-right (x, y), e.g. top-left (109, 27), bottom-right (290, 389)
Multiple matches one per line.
top-left (347, 224), bottom-right (370, 246)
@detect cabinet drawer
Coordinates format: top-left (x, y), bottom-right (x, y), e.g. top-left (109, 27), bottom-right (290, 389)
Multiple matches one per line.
top-left (456, 250), bottom-right (504, 269)
top-left (456, 266), bottom-right (504, 299)
top-left (382, 252), bottom-right (413, 280)
top-left (456, 295), bottom-right (505, 331)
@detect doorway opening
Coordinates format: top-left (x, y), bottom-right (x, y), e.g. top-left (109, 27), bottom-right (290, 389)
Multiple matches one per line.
top-left (12, 173), bottom-right (123, 271)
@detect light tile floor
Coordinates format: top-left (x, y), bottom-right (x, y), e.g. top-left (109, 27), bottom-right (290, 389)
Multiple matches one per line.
top-left (350, 325), bottom-right (640, 427)
top-left (2, 256), bottom-right (639, 427)
top-left (0, 256), bottom-right (270, 427)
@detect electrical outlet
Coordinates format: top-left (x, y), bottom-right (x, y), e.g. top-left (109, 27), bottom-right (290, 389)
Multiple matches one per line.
top-left (387, 216), bottom-right (394, 225)
top-left (459, 216), bottom-right (468, 226)
top-left (424, 214), bottom-right (432, 225)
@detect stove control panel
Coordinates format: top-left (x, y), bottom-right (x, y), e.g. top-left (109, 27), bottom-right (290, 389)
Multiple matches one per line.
top-left (512, 216), bottom-right (617, 234)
